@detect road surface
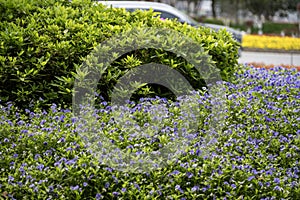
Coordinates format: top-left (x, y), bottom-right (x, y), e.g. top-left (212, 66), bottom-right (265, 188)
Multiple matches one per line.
top-left (238, 51), bottom-right (300, 66)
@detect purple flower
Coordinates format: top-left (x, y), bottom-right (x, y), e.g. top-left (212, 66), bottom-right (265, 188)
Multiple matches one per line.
top-left (33, 186), bottom-right (38, 192)
top-left (71, 117), bottom-right (77, 124)
top-left (175, 185), bottom-right (184, 193)
top-left (50, 104), bottom-right (57, 113)
top-left (191, 185), bottom-right (199, 192)
top-left (171, 170), bottom-right (180, 176)
top-left (17, 182), bottom-right (23, 187)
top-left (58, 137), bottom-right (66, 143)
top-left (66, 157), bottom-right (77, 165)
top-left (104, 167), bottom-right (113, 172)
top-left (273, 178), bottom-right (280, 184)
top-left (112, 191), bottom-right (119, 197)
top-left (65, 147), bottom-right (73, 152)
top-left (19, 166), bottom-right (25, 175)
top-left (8, 175), bottom-right (14, 182)
top-left (104, 182), bottom-right (110, 189)
top-left (48, 185), bottom-right (54, 192)
top-left (95, 193), bottom-right (103, 200)
top-left (266, 170), bottom-right (273, 175)
top-left (273, 186), bottom-right (282, 191)
top-left (17, 120), bottom-right (25, 126)
top-left (134, 183), bottom-right (140, 191)
top-left (21, 129), bottom-right (28, 134)
top-left (36, 164), bottom-right (44, 171)
top-left (60, 115), bottom-right (65, 122)
top-left (34, 154), bottom-right (41, 160)
top-left (186, 172), bottom-right (193, 178)
top-left (70, 185), bottom-right (79, 190)
top-left (248, 176), bottom-right (255, 181)
top-left (40, 119), bottom-right (46, 125)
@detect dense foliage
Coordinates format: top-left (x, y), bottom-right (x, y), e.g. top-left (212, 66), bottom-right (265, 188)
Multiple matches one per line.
top-left (0, 0), bottom-right (239, 108)
top-left (1, 66), bottom-right (299, 199)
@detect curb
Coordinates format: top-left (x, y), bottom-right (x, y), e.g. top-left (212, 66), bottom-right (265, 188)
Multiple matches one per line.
top-left (242, 48), bottom-right (300, 54)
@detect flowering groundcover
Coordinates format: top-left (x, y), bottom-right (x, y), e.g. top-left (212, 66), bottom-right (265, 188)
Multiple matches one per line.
top-left (0, 66), bottom-right (299, 199)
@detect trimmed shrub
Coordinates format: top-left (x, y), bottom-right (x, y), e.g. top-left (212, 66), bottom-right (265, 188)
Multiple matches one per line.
top-left (202, 17), bottom-right (225, 25)
top-left (0, 0), bottom-right (240, 108)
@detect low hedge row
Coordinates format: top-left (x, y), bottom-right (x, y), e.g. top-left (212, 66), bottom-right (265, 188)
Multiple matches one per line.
top-left (0, 0), bottom-right (240, 108)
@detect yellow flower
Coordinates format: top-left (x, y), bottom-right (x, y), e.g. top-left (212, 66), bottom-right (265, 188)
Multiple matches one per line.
top-left (242, 35), bottom-right (300, 51)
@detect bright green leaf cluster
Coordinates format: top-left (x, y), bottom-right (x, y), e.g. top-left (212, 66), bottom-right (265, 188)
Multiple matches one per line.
top-left (0, 0), bottom-right (239, 108)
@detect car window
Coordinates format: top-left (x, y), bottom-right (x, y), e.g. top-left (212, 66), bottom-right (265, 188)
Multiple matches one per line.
top-left (125, 8), bottom-right (146, 12)
top-left (122, 7), bottom-right (191, 25)
top-left (153, 9), bottom-right (179, 20)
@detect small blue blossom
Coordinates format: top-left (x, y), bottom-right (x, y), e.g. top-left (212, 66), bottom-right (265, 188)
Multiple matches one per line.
top-left (112, 191), bottom-right (119, 197)
top-left (104, 182), bottom-right (110, 189)
top-left (95, 193), bottom-right (103, 200)
top-left (70, 185), bottom-right (79, 190)
top-left (191, 185), bottom-right (199, 192)
top-left (248, 176), bottom-right (255, 181)
top-left (274, 178), bottom-right (280, 184)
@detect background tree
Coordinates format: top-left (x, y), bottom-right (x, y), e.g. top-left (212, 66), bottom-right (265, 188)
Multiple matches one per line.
top-left (284, 0), bottom-right (300, 10)
top-left (186, 0), bottom-right (202, 15)
top-left (277, 0), bottom-right (300, 17)
top-left (216, 0), bottom-right (244, 24)
top-left (244, 0), bottom-right (296, 20)
top-left (211, 0), bottom-right (216, 18)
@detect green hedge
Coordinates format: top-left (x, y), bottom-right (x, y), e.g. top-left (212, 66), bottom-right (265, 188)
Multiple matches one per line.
top-left (0, 0), bottom-right (240, 108)
top-left (202, 18), bottom-right (225, 26)
top-left (231, 21), bottom-right (298, 36)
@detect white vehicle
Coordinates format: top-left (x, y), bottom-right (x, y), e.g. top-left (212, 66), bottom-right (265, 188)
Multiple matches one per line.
top-left (98, 1), bottom-right (243, 45)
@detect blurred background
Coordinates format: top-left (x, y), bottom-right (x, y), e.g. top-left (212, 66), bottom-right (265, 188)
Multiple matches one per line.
top-left (113, 0), bottom-right (300, 66)
top-left (142, 0), bottom-right (300, 37)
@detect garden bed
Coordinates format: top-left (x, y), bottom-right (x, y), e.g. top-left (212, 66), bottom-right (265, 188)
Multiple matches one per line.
top-left (242, 35), bottom-right (300, 51)
top-left (1, 66), bottom-right (299, 199)
top-left (0, 0), bottom-right (299, 199)
top-left (246, 62), bottom-right (300, 71)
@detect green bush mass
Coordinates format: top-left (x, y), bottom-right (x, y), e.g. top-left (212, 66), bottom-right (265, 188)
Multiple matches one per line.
top-left (0, 0), bottom-right (239, 108)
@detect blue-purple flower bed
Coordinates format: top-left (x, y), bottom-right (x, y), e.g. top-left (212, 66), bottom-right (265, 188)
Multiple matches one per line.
top-left (1, 66), bottom-right (299, 199)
